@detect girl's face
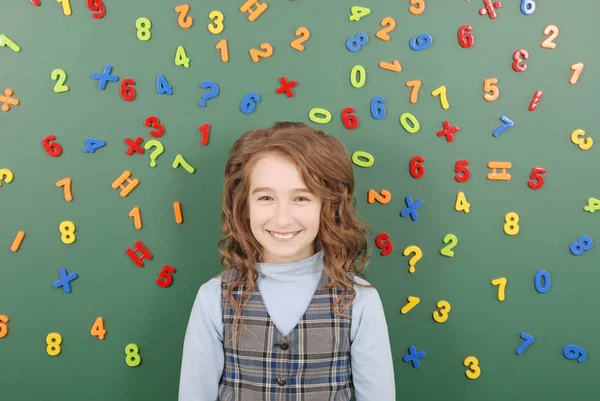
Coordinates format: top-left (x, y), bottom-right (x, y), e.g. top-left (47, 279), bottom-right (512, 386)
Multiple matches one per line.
top-left (248, 153), bottom-right (322, 264)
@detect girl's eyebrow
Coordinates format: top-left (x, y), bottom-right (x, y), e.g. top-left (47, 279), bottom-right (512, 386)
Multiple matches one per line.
top-left (251, 187), bottom-right (310, 194)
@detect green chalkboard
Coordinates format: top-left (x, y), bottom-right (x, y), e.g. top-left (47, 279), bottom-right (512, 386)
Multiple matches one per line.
top-left (1, 0), bottom-right (599, 400)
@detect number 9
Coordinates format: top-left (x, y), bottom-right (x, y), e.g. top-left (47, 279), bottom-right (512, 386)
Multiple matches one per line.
top-left (409, 34), bottom-right (432, 51)
top-left (520, 0), bottom-right (535, 15)
top-left (240, 93), bottom-right (260, 114)
top-left (563, 344), bottom-right (586, 363)
top-left (370, 97), bottom-right (386, 119)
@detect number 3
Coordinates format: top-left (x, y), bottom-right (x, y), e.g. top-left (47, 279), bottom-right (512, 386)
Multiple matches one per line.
top-left (464, 356), bottom-right (481, 379)
top-left (432, 300), bottom-right (451, 323)
top-left (571, 129), bottom-right (593, 150)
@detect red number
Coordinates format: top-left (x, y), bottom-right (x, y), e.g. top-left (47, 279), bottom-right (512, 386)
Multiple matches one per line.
top-left (341, 107), bottom-right (359, 130)
top-left (455, 159), bottom-right (470, 182)
top-left (86, 0), bottom-right (106, 19)
top-left (527, 166), bottom-right (546, 190)
top-left (375, 232), bottom-right (393, 256)
top-left (457, 25), bottom-right (474, 48)
top-left (144, 116), bottom-right (165, 138)
top-left (42, 135), bottom-right (63, 157)
top-left (409, 156), bottom-right (425, 179)
top-left (512, 49), bottom-right (529, 72)
top-left (198, 123), bottom-right (210, 145)
top-left (121, 78), bottom-right (137, 102)
top-left (156, 265), bottom-right (177, 288)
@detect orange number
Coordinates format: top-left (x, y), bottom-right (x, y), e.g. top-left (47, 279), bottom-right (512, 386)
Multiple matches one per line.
top-left (406, 80), bottom-right (422, 104)
top-left (368, 189), bottom-right (391, 204)
top-left (216, 39), bottom-right (229, 62)
top-left (129, 206), bottom-right (142, 229)
top-left (56, 177), bottom-right (73, 202)
top-left (376, 17), bottom-right (396, 41)
top-left (90, 317), bottom-right (106, 340)
top-left (290, 27), bottom-right (310, 51)
top-left (249, 43), bottom-right (273, 62)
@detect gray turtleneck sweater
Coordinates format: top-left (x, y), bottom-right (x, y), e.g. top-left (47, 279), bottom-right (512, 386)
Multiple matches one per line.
top-left (178, 249), bottom-right (396, 400)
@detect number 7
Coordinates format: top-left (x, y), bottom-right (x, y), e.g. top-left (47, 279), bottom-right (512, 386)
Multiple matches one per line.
top-left (432, 85), bottom-right (450, 109)
top-left (491, 277), bottom-right (507, 301)
top-left (516, 332), bottom-right (535, 355)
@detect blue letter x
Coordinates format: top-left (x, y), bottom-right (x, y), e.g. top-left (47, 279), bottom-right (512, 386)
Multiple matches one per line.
top-left (403, 345), bottom-right (425, 368)
top-left (53, 267), bottom-right (78, 293)
top-left (400, 196), bottom-right (423, 221)
top-left (91, 65), bottom-right (120, 90)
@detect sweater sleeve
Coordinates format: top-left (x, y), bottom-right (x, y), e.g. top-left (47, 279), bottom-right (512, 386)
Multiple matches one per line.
top-left (178, 278), bottom-right (224, 401)
top-left (350, 278), bottom-right (396, 401)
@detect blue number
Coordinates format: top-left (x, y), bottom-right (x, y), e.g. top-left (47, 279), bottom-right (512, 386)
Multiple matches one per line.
top-left (534, 270), bottom-right (550, 293)
top-left (520, 0), bottom-right (536, 15)
top-left (84, 138), bottom-right (106, 153)
top-left (346, 32), bottom-right (369, 52)
top-left (156, 74), bottom-right (173, 95)
top-left (563, 345), bottom-right (587, 363)
top-left (409, 34), bottom-right (433, 51)
top-left (570, 235), bottom-right (593, 255)
top-left (492, 116), bottom-right (514, 137)
top-left (240, 93), bottom-right (261, 114)
top-left (516, 332), bottom-right (535, 355)
top-left (370, 97), bottom-right (386, 120)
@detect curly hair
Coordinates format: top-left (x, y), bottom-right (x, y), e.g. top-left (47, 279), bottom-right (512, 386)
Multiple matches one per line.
top-left (215, 121), bottom-right (375, 345)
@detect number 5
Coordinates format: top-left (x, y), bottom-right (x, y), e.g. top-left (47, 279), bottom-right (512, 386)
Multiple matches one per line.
top-left (156, 265), bottom-right (176, 288)
top-left (483, 78), bottom-right (499, 101)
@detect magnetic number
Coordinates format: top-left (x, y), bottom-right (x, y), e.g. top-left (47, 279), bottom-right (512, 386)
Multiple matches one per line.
top-left (400, 112), bottom-right (420, 133)
top-left (376, 17), bottom-right (396, 41)
top-left (527, 167), bottom-right (546, 190)
top-left (563, 345), bottom-right (587, 363)
top-left (309, 108), bottom-right (331, 124)
top-left (483, 78), bottom-right (499, 101)
top-left (57, 0), bottom-right (72, 16)
top-left (121, 79), bottom-right (137, 101)
top-left (90, 317), bottom-right (106, 340)
top-left (400, 296), bottom-right (420, 314)
top-left (463, 356), bottom-right (481, 379)
top-left (240, 93), bottom-right (261, 114)
top-left (59, 220), bottom-right (76, 244)
top-left (174, 46), bottom-right (190, 68)
top-left (409, 34), bottom-right (432, 51)
top-left (458, 25), bottom-right (474, 48)
top-left (432, 300), bottom-right (451, 323)
top-left (43, 135), bottom-right (63, 157)
top-left (491, 277), bottom-right (507, 301)
top-left (432, 86), bottom-right (449, 109)
top-left (208, 10), bottom-right (224, 34)
top-left (348, 6), bottom-right (371, 21)
top-left (125, 343), bottom-right (141, 367)
top-left (455, 160), bottom-right (471, 182)
top-left (370, 97), bottom-right (386, 119)
top-left (504, 212), bottom-right (519, 236)
top-left (51, 69), bottom-right (69, 93)
top-left (570, 235), bottom-right (593, 256)
top-left (129, 206), bottom-right (142, 229)
top-left (570, 63), bottom-right (584, 85)
top-left (409, 156), bottom-right (424, 178)
top-left (512, 49), bottom-right (529, 72)
top-left (541, 25), bottom-right (558, 49)
top-left (571, 129), bottom-right (593, 150)
top-left (520, 0), bottom-right (535, 14)
top-left (249, 43), bottom-right (273, 63)
top-left (56, 178), bottom-right (73, 202)
top-left (534, 270), bottom-right (550, 293)
top-left (175, 4), bottom-right (193, 28)
top-left (368, 189), bottom-right (391, 204)
top-left (350, 65), bottom-right (366, 88)
top-left (46, 332), bottom-right (62, 356)
top-left (584, 198), bottom-right (600, 213)
top-left (346, 32), bottom-right (369, 52)
top-left (86, 0), bottom-right (106, 19)
top-left (291, 27), bottom-right (310, 51)
top-left (406, 80), bottom-right (422, 103)
top-left (136, 18), bottom-right (152, 41)
top-left (409, 0), bottom-right (425, 15)
top-left (440, 234), bottom-right (458, 257)
top-left (157, 265), bottom-right (177, 288)
top-left (216, 39), bottom-right (229, 62)
top-left (145, 116), bottom-right (165, 137)
top-left (352, 151), bottom-right (374, 168)
top-left (0, 315), bottom-right (8, 338)
top-left (375, 232), bottom-right (393, 256)
top-left (455, 192), bottom-right (470, 213)
top-left (516, 332), bottom-right (535, 355)
top-left (341, 107), bottom-right (359, 130)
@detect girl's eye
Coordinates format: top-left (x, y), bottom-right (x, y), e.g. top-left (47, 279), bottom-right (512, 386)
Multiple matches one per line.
top-left (258, 196), bottom-right (308, 201)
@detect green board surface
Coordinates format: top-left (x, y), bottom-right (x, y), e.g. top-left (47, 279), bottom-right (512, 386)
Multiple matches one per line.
top-left (1, 1), bottom-right (599, 400)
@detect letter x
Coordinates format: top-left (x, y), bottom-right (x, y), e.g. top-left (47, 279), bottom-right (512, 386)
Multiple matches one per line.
top-left (53, 267), bottom-right (78, 293)
top-left (400, 196), bottom-right (423, 221)
top-left (124, 137), bottom-right (144, 155)
top-left (437, 120), bottom-right (460, 143)
top-left (276, 77), bottom-right (297, 98)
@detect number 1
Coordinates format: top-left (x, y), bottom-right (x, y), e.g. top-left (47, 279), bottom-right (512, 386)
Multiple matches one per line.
top-left (57, 0), bottom-right (72, 15)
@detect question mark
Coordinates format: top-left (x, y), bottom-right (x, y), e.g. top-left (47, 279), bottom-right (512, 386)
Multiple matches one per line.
top-left (143, 140), bottom-right (164, 167)
top-left (0, 168), bottom-right (14, 187)
top-left (403, 245), bottom-right (422, 273)
top-left (199, 81), bottom-right (219, 107)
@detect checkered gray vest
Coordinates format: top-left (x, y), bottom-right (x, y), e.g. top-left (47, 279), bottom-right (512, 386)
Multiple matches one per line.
top-left (218, 268), bottom-right (354, 401)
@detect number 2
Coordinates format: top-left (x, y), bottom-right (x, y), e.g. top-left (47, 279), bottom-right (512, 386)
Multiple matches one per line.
top-left (376, 17), bottom-right (396, 41)
top-left (51, 69), bottom-right (69, 93)
top-left (541, 24), bottom-right (559, 49)
top-left (175, 4), bottom-right (193, 28)
top-left (291, 27), bottom-right (310, 51)
top-left (368, 189), bottom-right (391, 204)
top-left (249, 43), bottom-right (273, 62)
top-left (440, 234), bottom-right (458, 257)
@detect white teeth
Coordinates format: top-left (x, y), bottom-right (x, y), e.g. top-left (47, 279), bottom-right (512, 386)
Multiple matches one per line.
top-left (269, 231), bottom-right (298, 239)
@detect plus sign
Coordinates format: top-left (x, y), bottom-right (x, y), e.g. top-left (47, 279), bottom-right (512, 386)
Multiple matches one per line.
top-left (437, 120), bottom-right (460, 143)
top-left (53, 267), bottom-right (78, 293)
top-left (400, 196), bottom-right (423, 221)
top-left (403, 345), bottom-right (425, 368)
top-left (479, 0), bottom-right (501, 19)
top-left (124, 137), bottom-right (144, 155)
top-left (91, 64), bottom-right (120, 90)
top-left (276, 77), bottom-right (297, 97)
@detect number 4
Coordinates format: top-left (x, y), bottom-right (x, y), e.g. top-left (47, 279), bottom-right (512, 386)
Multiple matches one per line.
top-left (584, 197), bottom-right (600, 213)
top-left (349, 6), bottom-right (371, 21)
top-left (90, 317), bottom-right (106, 340)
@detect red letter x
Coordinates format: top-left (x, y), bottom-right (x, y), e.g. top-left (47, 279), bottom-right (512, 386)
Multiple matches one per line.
top-left (437, 120), bottom-right (460, 143)
top-left (124, 137), bottom-right (145, 155)
top-left (276, 77), bottom-right (297, 98)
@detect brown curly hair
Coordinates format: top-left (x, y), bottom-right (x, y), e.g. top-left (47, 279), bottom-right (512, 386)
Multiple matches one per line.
top-left (215, 121), bottom-right (375, 345)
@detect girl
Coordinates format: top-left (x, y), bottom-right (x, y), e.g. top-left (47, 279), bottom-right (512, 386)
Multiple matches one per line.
top-left (178, 122), bottom-right (396, 401)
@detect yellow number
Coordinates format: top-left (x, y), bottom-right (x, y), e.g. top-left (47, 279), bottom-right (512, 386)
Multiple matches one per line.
top-left (57, 0), bottom-right (72, 16)
top-left (464, 356), bottom-right (481, 379)
top-left (504, 212), bottom-right (519, 235)
top-left (571, 129), bottom-right (593, 150)
top-left (51, 69), bottom-right (70, 93)
top-left (350, 65), bottom-right (366, 88)
top-left (432, 300), bottom-right (451, 323)
top-left (455, 191), bottom-right (470, 213)
top-left (432, 85), bottom-right (449, 109)
top-left (483, 78), bottom-right (499, 101)
top-left (208, 10), bottom-right (224, 34)
top-left (440, 234), bottom-right (458, 257)
top-left (491, 277), bottom-right (507, 301)
top-left (348, 6), bottom-right (371, 21)
top-left (136, 18), bottom-right (152, 41)
top-left (400, 296), bottom-right (420, 314)
top-left (125, 343), bottom-right (141, 367)
top-left (174, 45), bottom-right (190, 68)
top-left (46, 332), bottom-right (62, 356)
top-left (59, 220), bottom-right (76, 244)
top-left (406, 80), bottom-right (422, 103)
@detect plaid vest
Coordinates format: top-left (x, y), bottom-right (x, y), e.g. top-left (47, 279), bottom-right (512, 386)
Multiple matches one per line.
top-left (219, 269), bottom-right (354, 401)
